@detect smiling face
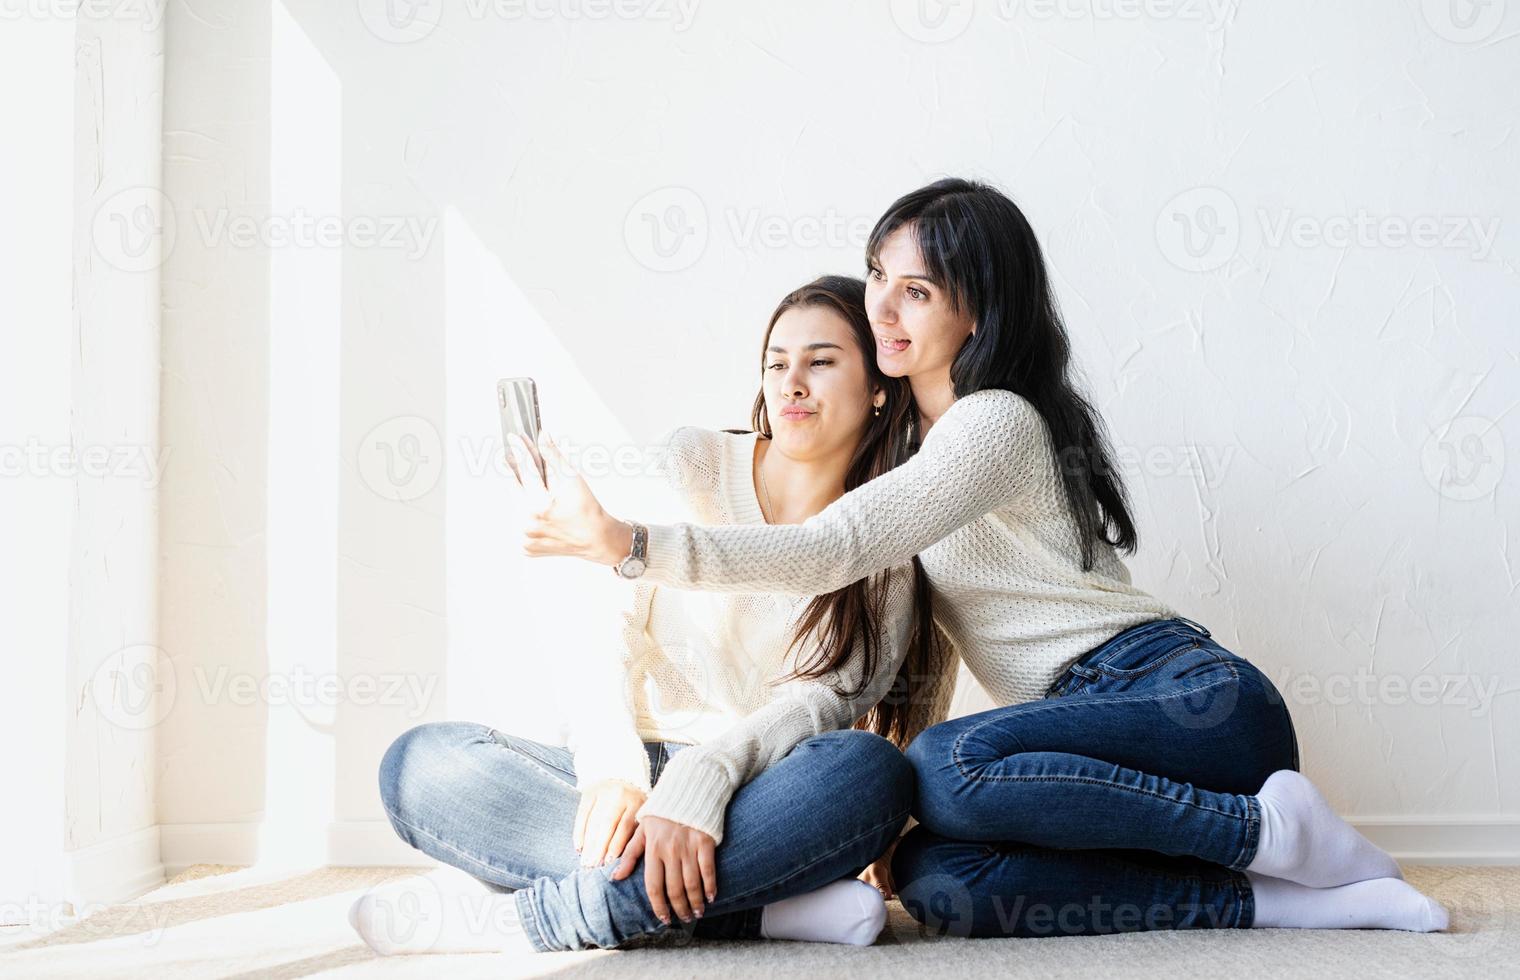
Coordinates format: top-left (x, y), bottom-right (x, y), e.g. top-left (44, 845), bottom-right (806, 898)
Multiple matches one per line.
top-left (763, 304), bottom-right (881, 462)
top-left (864, 224), bottom-right (977, 380)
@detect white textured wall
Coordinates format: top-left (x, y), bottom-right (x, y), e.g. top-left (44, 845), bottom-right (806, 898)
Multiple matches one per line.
top-left (1, 11), bottom-right (77, 919)
top-left (68, 5), bottom-right (166, 860)
top-left (1, 4), bottom-right (165, 918)
top-left (155, 0), bottom-right (1518, 863)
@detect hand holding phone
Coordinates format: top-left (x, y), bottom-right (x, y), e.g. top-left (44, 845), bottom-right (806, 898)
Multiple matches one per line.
top-left (497, 377), bottom-right (544, 486)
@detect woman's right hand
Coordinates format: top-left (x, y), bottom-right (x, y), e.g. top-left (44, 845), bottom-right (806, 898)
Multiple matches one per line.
top-left (574, 779), bottom-right (647, 868)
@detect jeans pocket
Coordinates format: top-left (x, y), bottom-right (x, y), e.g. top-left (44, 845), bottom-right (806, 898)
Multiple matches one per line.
top-left (1090, 631), bottom-right (1202, 680)
top-left (1045, 664), bottom-right (1097, 698)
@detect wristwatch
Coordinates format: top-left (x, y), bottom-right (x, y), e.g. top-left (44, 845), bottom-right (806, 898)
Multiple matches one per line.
top-left (613, 520), bottom-right (648, 579)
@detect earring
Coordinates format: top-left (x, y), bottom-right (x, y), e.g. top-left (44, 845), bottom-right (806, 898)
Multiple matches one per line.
top-left (873, 404), bottom-right (882, 417)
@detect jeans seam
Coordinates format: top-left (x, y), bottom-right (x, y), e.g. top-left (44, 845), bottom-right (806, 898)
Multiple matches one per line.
top-left (482, 732), bottom-right (579, 783)
top-left (949, 675), bottom-right (1249, 819)
top-left (1232, 793), bottom-right (1262, 871)
top-left (948, 773), bottom-right (1245, 820)
top-left (515, 888), bottom-right (552, 952)
top-left (954, 670), bottom-right (1243, 750)
top-left (1234, 871), bottom-right (1255, 928)
top-left (975, 842), bottom-right (1245, 886)
top-left (1084, 623), bottom-right (1197, 669)
top-left (1091, 641), bottom-right (1198, 680)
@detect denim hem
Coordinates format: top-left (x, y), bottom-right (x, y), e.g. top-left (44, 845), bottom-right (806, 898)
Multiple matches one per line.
top-left (694, 904), bottom-right (763, 940)
top-left (1232, 871), bottom-right (1256, 929)
top-left (514, 888), bottom-right (553, 952)
top-left (1230, 793), bottom-right (1262, 872)
top-left (741, 905), bottom-right (764, 939)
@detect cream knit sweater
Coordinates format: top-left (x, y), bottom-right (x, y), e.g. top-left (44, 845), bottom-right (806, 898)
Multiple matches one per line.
top-left (568, 426), bottom-right (957, 846)
top-left (641, 389), bottom-right (1181, 708)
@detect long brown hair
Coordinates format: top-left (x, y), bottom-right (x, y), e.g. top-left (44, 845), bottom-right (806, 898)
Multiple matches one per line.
top-left (730, 275), bottom-right (943, 748)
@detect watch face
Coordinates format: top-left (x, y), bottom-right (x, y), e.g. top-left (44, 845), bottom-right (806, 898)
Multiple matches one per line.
top-left (619, 558), bottom-right (647, 579)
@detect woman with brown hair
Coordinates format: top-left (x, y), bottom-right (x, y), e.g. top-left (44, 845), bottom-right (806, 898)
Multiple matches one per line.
top-left (350, 275), bottom-right (955, 955)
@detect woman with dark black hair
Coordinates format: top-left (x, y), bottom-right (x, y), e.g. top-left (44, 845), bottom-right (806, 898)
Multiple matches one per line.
top-left (521, 178), bottom-right (1448, 939)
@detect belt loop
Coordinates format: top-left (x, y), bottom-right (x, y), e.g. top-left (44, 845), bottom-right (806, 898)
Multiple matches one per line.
top-left (1174, 615), bottom-right (1211, 637)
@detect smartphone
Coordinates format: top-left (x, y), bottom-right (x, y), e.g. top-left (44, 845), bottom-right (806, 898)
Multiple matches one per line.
top-left (497, 377), bottom-right (544, 485)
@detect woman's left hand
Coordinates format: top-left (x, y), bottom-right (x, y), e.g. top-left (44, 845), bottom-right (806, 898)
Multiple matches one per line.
top-left (506, 432), bottom-right (631, 566)
top-left (611, 815), bottom-right (718, 925)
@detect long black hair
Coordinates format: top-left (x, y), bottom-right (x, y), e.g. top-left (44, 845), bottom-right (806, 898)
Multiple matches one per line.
top-left (732, 275), bottom-right (944, 748)
top-left (866, 177), bottom-right (1138, 570)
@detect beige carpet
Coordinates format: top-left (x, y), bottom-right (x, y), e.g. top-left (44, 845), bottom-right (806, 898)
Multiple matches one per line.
top-left (2, 863), bottom-right (1514, 978)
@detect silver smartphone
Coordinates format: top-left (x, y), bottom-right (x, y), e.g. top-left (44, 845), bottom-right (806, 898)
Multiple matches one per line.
top-left (497, 377), bottom-right (544, 485)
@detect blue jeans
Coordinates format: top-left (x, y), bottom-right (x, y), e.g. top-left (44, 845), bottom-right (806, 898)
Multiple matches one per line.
top-left (892, 617), bottom-right (1300, 938)
top-left (378, 723), bottom-right (912, 951)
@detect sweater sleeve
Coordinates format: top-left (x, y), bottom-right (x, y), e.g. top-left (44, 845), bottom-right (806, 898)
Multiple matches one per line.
top-left (634, 564), bottom-right (918, 844)
top-left (641, 389), bottom-right (1050, 596)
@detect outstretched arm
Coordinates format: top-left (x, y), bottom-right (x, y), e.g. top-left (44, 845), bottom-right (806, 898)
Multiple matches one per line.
top-left (513, 390), bottom-right (1049, 593)
top-left (641, 388), bottom-right (1050, 595)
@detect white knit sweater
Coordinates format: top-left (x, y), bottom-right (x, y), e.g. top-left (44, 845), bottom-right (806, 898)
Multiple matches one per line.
top-left (568, 426), bottom-right (955, 845)
top-left (642, 389), bottom-right (1181, 707)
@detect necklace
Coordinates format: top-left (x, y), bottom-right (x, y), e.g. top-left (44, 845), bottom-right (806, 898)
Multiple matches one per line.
top-left (758, 441), bottom-right (776, 524)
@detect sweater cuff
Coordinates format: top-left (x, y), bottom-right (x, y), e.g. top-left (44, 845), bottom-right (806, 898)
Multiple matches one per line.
top-left (636, 749), bottom-right (735, 845)
top-left (642, 524), bottom-right (682, 581)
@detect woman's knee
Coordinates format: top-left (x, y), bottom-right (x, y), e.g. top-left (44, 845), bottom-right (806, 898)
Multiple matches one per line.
top-left (812, 728), bottom-right (915, 813)
top-left (377, 720), bottom-right (482, 817)
top-left (903, 720), bottom-right (974, 833)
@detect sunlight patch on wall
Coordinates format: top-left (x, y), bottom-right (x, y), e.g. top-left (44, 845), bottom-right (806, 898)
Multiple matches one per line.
top-left (260, 0), bottom-right (340, 867)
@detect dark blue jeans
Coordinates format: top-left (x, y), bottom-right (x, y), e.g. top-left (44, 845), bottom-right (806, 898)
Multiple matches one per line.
top-left (378, 723), bottom-right (912, 950)
top-left (892, 617), bottom-right (1300, 938)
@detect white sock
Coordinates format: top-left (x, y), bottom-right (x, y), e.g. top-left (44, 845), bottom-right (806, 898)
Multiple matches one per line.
top-left (1248, 872), bottom-right (1449, 931)
top-left (1245, 770), bottom-right (1403, 888)
top-left (759, 879), bottom-right (887, 946)
top-left (348, 865), bottom-right (535, 955)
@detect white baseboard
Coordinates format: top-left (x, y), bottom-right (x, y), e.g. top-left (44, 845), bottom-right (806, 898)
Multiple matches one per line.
top-left (63, 825), bottom-right (166, 914)
top-left (157, 821), bottom-right (262, 877)
top-left (146, 816), bottom-right (1520, 880)
top-left (158, 820), bottom-right (432, 877)
top-left (1351, 818), bottom-right (1520, 865)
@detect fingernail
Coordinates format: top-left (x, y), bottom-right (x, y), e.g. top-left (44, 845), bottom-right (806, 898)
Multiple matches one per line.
top-left (695, 908), bottom-right (704, 919)
top-left (707, 892), bottom-right (715, 902)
